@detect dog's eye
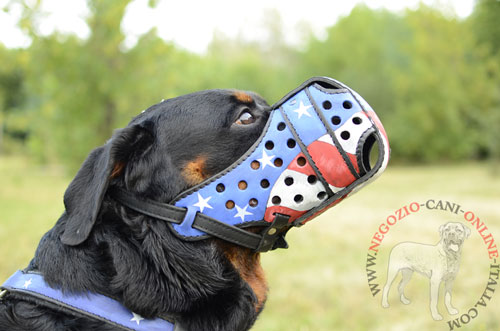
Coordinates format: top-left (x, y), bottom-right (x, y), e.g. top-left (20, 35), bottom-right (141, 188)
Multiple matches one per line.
top-left (235, 111), bottom-right (255, 125)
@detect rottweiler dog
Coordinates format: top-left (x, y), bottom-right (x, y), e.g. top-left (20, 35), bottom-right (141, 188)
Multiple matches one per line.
top-left (0, 89), bottom-right (271, 330)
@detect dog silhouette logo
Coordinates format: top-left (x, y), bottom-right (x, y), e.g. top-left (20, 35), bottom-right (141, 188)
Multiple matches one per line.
top-left (381, 222), bottom-right (471, 321)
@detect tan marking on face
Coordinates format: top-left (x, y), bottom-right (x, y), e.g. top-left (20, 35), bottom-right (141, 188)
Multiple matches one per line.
top-left (217, 239), bottom-right (268, 312)
top-left (110, 162), bottom-right (125, 178)
top-left (182, 156), bottom-right (209, 185)
top-left (233, 91), bottom-right (254, 104)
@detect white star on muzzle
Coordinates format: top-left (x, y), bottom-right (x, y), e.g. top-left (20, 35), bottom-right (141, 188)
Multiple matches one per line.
top-left (257, 150), bottom-right (276, 170)
top-left (193, 193), bottom-right (213, 213)
top-left (234, 204), bottom-right (253, 221)
top-left (293, 101), bottom-right (312, 119)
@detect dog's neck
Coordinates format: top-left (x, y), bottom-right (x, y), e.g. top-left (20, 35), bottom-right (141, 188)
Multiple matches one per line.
top-left (32, 207), bottom-right (261, 330)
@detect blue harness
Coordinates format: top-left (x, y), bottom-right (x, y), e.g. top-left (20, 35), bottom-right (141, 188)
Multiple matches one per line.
top-left (1, 271), bottom-right (178, 331)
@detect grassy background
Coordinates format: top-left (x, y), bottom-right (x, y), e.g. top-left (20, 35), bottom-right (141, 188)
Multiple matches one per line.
top-left (1, 156), bottom-right (499, 331)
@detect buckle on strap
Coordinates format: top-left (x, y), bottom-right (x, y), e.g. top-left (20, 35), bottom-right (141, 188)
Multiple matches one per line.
top-left (255, 213), bottom-right (290, 252)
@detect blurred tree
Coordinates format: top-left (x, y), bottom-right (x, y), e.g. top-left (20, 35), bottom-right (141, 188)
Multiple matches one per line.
top-left (24, 0), bottom-right (132, 167)
top-left (1, 1), bottom-right (499, 168)
top-left (205, 13), bottom-right (300, 103)
top-left (302, 4), bottom-right (498, 162)
top-left (471, 0), bottom-right (500, 167)
top-left (472, 0), bottom-right (500, 54)
top-left (0, 46), bottom-right (28, 154)
top-left (300, 5), bottom-right (410, 130)
top-left (389, 5), bottom-right (492, 161)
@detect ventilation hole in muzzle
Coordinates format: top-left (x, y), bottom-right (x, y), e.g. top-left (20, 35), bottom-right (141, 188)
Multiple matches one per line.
top-left (343, 101), bottom-right (353, 109)
top-left (251, 160), bottom-right (260, 170)
top-left (277, 122), bottom-right (286, 131)
top-left (360, 132), bottom-right (380, 175)
top-left (249, 198), bottom-right (258, 207)
top-left (317, 192), bottom-right (327, 200)
top-left (307, 175), bottom-right (317, 184)
top-left (340, 131), bottom-right (350, 140)
top-left (272, 196), bottom-right (281, 205)
top-left (322, 101), bottom-right (332, 110)
top-left (352, 117), bottom-right (362, 125)
top-left (331, 116), bottom-right (341, 125)
top-left (287, 139), bottom-right (296, 148)
top-left (265, 141), bottom-right (274, 150)
top-left (294, 194), bottom-right (304, 203)
top-left (260, 179), bottom-right (270, 188)
top-left (284, 177), bottom-right (294, 186)
top-left (226, 200), bottom-right (235, 209)
top-left (238, 181), bottom-right (248, 190)
top-left (216, 183), bottom-right (225, 192)
top-left (274, 158), bottom-right (283, 167)
top-left (297, 156), bottom-right (307, 167)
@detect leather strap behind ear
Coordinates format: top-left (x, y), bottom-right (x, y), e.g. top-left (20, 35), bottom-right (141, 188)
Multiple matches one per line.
top-left (60, 143), bottom-right (114, 246)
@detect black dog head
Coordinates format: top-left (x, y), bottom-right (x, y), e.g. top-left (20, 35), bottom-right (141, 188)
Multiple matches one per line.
top-left (61, 90), bottom-right (270, 246)
top-left (29, 89), bottom-right (272, 330)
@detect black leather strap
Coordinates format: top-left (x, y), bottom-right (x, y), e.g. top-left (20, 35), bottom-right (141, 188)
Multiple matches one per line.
top-left (192, 213), bottom-right (262, 249)
top-left (110, 189), bottom-right (186, 224)
top-left (110, 189), bottom-right (287, 252)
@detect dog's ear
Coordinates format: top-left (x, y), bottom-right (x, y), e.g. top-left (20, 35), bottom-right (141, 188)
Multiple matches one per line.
top-left (439, 223), bottom-right (446, 237)
top-left (463, 224), bottom-right (471, 238)
top-left (60, 122), bottom-right (155, 246)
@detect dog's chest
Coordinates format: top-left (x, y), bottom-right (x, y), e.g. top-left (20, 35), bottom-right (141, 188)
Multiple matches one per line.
top-left (444, 255), bottom-right (460, 275)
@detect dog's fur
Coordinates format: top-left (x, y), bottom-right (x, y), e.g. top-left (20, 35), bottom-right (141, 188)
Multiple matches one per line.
top-left (381, 222), bottom-right (470, 320)
top-left (0, 89), bottom-right (272, 330)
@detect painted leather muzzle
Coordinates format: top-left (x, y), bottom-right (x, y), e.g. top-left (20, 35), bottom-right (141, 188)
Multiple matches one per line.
top-left (171, 77), bottom-right (390, 247)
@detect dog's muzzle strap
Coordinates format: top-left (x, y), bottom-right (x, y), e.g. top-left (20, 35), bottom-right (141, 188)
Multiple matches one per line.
top-left (110, 188), bottom-right (287, 252)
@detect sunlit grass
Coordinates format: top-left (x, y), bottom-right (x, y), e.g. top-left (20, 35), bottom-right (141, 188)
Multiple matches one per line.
top-left (1, 157), bottom-right (499, 330)
top-left (0, 156), bottom-right (68, 278)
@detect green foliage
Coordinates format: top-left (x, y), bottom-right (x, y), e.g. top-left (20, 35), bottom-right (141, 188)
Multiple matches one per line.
top-left (0, 45), bottom-right (29, 154)
top-left (389, 5), bottom-right (493, 161)
top-left (471, 0), bottom-right (500, 163)
top-left (0, 2), bottom-right (499, 170)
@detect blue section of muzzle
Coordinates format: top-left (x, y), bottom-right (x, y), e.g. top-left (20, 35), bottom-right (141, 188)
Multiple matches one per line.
top-left (281, 90), bottom-right (328, 146)
top-left (307, 85), bottom-right (362, 130)
top-left (173, 104), bottom-right (301, 237)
